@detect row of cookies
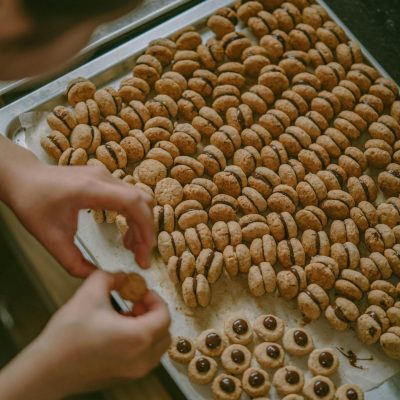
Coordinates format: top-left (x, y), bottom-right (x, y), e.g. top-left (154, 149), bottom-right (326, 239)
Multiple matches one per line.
top-left (168, 313), bottom-right (364, 399)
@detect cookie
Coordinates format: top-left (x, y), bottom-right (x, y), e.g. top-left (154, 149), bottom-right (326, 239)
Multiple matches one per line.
top-left (273, 3), bottom-right (302, 33)
top-left (192, 107), bottom-right (224, 138)
top-left (346, 175), bottom-right (377, 205)
top-left (221, 344), bottom-right (252, 375)
top-left (197, 39), bottom-right (225, 71)
top-left (146, 94), bottom-right (178, 119)
top-left (267, 184), bottom-right (298, 214)
top-left (157, 230), bottom-right (185, 262)
top-left (154, 178), bottom-right (183, 207)
top-left (211, 373), bottom-right (242, 400)
top-left (384, 246), bottom-right (400, 278)
top-left (212, 84), bottom-right (241, 114)
top-left (248, 10), bottom-right (279, 38)
top-left (350, 201), bottom-right (378, 232)
top-left (40, 130), bottom-right (70, 160)
top-left (303, 376), bottom-right (335, 400)
top-left (224, 244), bottom-right (252, 276)
top-left (277, 265), bottom-right (307, 300)
top-left (222, 31), bottom-right (252, 60)
top-left (316, 165), bottom-right (346, 192)
top-left (354, 94), bottom-right (384, 124)
top-left (308, 41), bottom-right (334, 68)
top-left (258, 64), bottom-right (290, 95)
top-left (120, 130), bottom-right (150, 163)
top-left (171, 26), bottom-right (202, 51)
top-left (316, 21), bottom-right (347, 49)
top-left (365, 223), bottom-right (395, 253)
top-left (188, 355), bottom-right (218, 385)
top-left (330, 242), bottom-right (360, 271)
top-left (316, 128), bottom-right (350, 159)
top-left (296, 173), bottom-right (327, 207)
top-left (301, 230), bottom-right (330, 258)
top-left (275, 90), bottom-right (309, 122)
top-left (167, 251), bottom-right (195, 285)
top-left (321, 190), bottom-right (355, 220)
top-left (47, 106), bottom-right (77, 136)
top-left (298, 143), bottom-right (330, 173)
top-left (298, 284), bottom-right (329, 321)
top-left (133, 54), bottom-right (162, 86)
top-left (238, 187), bottom-right (268, 215)
top-left (66, 77), bottom-right (96, 106)
top-left (94, 87), bottom-right (122, 117)
top-left (218, 62), bottom-right (246, 89)
top-left (305, 257), bottom-right (339, 290)
top-left (171, 156), bottom-right (204, 185)
top-left (154, 204), bottom-right (175, 234)
top-left (177, 89), bottom-right (206, 120)
top-left (295, 206), bottom-right (328, 232)
top-left (134, 159), bottom-right (167, 187)
top-left (266, 211), bottom-right (298, 241)
top-left (69, 124), bottom-right (101, 154)
top-left (196, 329), bottom-right (228, 357)
top-left (261, 140), bottom-right (289, 172)
top-left (209, 194), bottom-right (238, 223)
top-left (75, 99), bottom-right (101, 127)
top-left (356, 305), bottom-right (389, 345)
top-left (213, 165), bottom-right (247, 198)
top-left (307, 348), bottom-right (339, 377)
top-left (254, 342), bottom-right (285, 369)
top-left (272, 366), bottom-right (304, 396)
top-left (95, 141), bottom-right (127, 172)
top-left (380, 326), bottom-right (400, 360)
top-left (240, 214), bottom-right (270, 242)
top-left (242, 48), bottom-right (271, 77)
top-left (183, 178), bottom-right (218, 208)
top-left (233, 146), bottom-right (261, 176)
top-left (277, 238), bottom-right (305, 268)
top-left (175, 200), bottom-right (208, 230)
top-left (258, 109), bottom-right (291, 140)
top-left (197, 145), bottom-right (227, 176)
top-left (250, 234), bottom-right (277, 265)
top-left (330, 219), bottom-right (360, 245)
top-left (378, 163), bottom-right (400, 197)
top-left (335, 269), bottom-right (370, 302)
top-left (168, 336), bottom-right (195, 364)
top-left (210, 125), bottom-right (241, 159)
top-left (224, 316), bottom-right (253, 345)
top-left (346, 63), bottom-right (380, 93)
top-left (196, 249), bottom-right (223, 284)
top-left (279, 126), bottom-right (312, 158)
top-left (367, 288), bottom-right (395, 310)
top-left (278, 160), bottom-right (305, 188)
top-left (311, 91), bottom-right (341, 121)
top-left (335, 384), bottom-right (364, 400)
top-left (289, 23), bottom-right (317, 51)
top-left (118, 76), bottom-right (150, 103)
top-left (369, 77), bottom-right (398, 107)
top-left (182, 275), bottom-right (211, 308)
top-left (333, 110), bottom-right (366, 140)
top-left (377, 197), bottom-right (400, 228)
top-left (292, 73), bottom-right (321, 104)
top-left (248, 262), bottom-right (277, 296)
top-left (184, 224), bottom-right (213, 254)
top-left (120, 101), bottom-right (150, 130)
top-left (207, 7), bottom-right (237, 39)
top-left (283, 328), bottom-right (314, 356)
top-left (302, 5), bottom-right (329, 29)
top-left (325, 297), bottom-right (360, 331)
top-left (242, 368), bottom-right (271, 398)
top-left (253, 314), bottom-right (285, 342)
top-left (315, 62), bottom-right (346, 91)
top-left (248, 166), bottom-right (281, 198)
top-left (237, 1), bottom-right (263, 23)
top-left (241, 124), bottom-right (272, 151)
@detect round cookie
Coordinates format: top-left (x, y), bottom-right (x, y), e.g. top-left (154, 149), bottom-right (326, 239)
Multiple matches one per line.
top-left (282, 328), bottom-right (314, 356)
top-left (211, 373), bottom-right (242, 400)
top-left (242, 368), bottom-right (270, 398)
top-left (196, 329), bottom-right (228, 357)
top-left (307, 348), bottom-right (339, 376)
top-left (168, 336), bottom-right (195, 364)
top-left (272, 366), bottom-right (304, 396)
top-left (221, 344), bottom-right (252, 375)
top-left (66, 77), bottom-right (96, 105)
top-left (303, 375), bottom-right (335, 400)
top-left (224, 316), bottom-right (253, 345)
top-left (253, 314), bottom-right (285, 342)
top-left (254, 342), bottom-right (285, 369)
top-left (154, 178), bottom-right (183, 207)
top-left (134, 159), bottom-right (167, 187)
top-left (188, 355), bottom-right (218, 385)
top-left (335, 384), bottom-right (364, 400)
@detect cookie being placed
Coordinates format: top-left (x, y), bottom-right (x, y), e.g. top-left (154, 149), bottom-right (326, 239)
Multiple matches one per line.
top-left (282, 328), bottom-right (314, 356)
top-left (253, 314), bottom-right (285, 342)
top-left (119, 273), bottom-right (147, 303)
top-left (211, 373), bottom-right (242, 400)
top-left (272, 366), bottom-right (304, 397)
top-left (254, 342), bottom-right (285, 369)
top-left (303, 375), bottom-right (335, 400)
top-left (307, 348), bottom-right (339, 377)
top-left (221, 344), bottom-right (252, 375)
top-left (188, 355), bottom-right (218, 385)
top-left (168, 336), bottom-right (195, 364)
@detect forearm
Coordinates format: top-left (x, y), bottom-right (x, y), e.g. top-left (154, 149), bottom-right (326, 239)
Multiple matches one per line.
top-left (0, 335), bottom-right (70, 400)
top-left (0, 135), bottom-right (41, 206)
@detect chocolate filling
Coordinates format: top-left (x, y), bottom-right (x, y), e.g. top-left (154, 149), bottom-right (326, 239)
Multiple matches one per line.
top-left (176, 338), bottom-right (191, 354)
top-left (219, 377), bottom-right (235, 393)
top-left (329, 65), bottom-right (341, 83)
top-left (249, 371), bottom-right (265, 387)
top-left (272, 33), bottom-right (286, 50)
top-left (49, 135), bottom-right (64, 151)
top-left (223, 33), bottom-right (243, 49)
top-left (314, 380), bottom-right (330, 396)
top-left (280, 214), bottom-right (289, 239)
top-left (367, 311), bottom-right (382, 328)
top-left (271, 111), bottom-right (286, 131)
top-left (346, 388), bottom-right (359, 399)
top-left (380, 120), bottom-right (398, 137)
top-left (290, 266), bottom-right (302, 287)
top-left (205, 332), bottom-right (221, 349)
top-left (198, 75), bottom-right (215, 89)
top-left (389, 169), bottom-right (400, 179)
top-left (203, 115), bottom-right (219, 130)
top-left (316, 231), bottom-right (321, 253)
top-left (232, 319), bottom-right (248, 335)
top-left (263, 315), bottom-right (277, 330)
top-left (271, 144), bottom-right (283, 164)
top-left (328, 168), bottom-right (344, 186)
top-left (343, 242), bottom-right (351, 268)
top-left (258, 14), bottom-right (273, 32)
top-left (266, 344), bottom-right (280, 359)
top-left (297, 26), bottom-right (313, 46)
top-left (304, 289), bottom-right (322, 310)
top-left (333, 304), bottom-right (350, 323)
top-left (306, 111), bottom-right (323, 131)
top-left (282, 5), bottom-right (296, 27)
top-left (318, 93), bottom-right (336, 113)
top-left (312, 147), bottom-right (328, 168)
top-left (53, 110), bottom-right (70, 130)
top-left (151, 98), bottom-right (171, 118)
top-left (231, 349), bottom-right (245, 363)
top-left (354, 67), bottom-right (374, 83)
top-left (316, 47), bottom-right (328, 64)
top-left (228, 169), bottom-right (244, 189)
top-left (66, 149), bottom-right (74, 165)
top-left (158, 207), bottom-right (164, 232)
top-left (204, 250), bottom-right (215, 278)
top-left (378, 81), bottom-right (396, 95)
top-left (325, 26), bottom-right (342, 43)
top-left (204, 151), bottom-right (223, 171)
top-left (287, 240), bottom-right (295, 265)
top-left (176, 257), bottom-right (183, 282)
top-left (108, 120), bottom-right (123, 140)
top-left (253, 172), bottom-right (273, 187)
top-left (285, 369), bottom-right (300, 384)
top-left (237, 108), bottom-right (245, 129)
top-left (360, 97), bottom-right (380, 114)
top-left (196, 357), bottom-right (210, 373)
top-left (293, 330), bottom-right (308, 346)
top-left (319, 351), bottom-right (334, 368)
top-left (105, 143), bottom-right (120, 166)
top-left (170, 234), bottom-right (177, 256)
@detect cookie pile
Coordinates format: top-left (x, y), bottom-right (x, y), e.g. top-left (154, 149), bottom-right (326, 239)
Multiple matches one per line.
top-left (168, 314), bottom-right (365, 400)
top-left (40, 0), bottom-right (400, 360)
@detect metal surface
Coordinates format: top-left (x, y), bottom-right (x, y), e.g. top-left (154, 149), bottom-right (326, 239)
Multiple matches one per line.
top-left (0, 0), bottom-right (399, 398)
top-left (0, 0), bottom-right (192, 97)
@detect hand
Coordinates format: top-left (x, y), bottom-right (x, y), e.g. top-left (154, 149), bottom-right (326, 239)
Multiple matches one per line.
top-left (0, 271), bottom-right (171, 399)
top-left (5, 160), bottom-right (155, 277)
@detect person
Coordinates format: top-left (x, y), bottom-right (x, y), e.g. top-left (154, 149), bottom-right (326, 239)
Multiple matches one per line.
top-left (0, 1), bottom-right (171, 398)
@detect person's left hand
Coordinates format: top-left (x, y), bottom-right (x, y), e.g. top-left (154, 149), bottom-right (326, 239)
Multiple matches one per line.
top-left (5, 162), bottom-right (155, 277)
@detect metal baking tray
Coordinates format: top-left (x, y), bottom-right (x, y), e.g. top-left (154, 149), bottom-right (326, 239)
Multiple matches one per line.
top-left (0, 0), bottom-right (399, 398)
top-left (0, 0), bottom-right (193, 99)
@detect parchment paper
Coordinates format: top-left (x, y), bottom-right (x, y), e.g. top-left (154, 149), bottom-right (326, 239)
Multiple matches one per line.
top-left (21, 110), bottom-right (400, 399)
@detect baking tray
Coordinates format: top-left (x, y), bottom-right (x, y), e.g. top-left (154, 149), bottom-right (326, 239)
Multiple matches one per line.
top-left (0, 0), bottom-right (194, 99)
top-left (0, 0), bottom-right (399, 398)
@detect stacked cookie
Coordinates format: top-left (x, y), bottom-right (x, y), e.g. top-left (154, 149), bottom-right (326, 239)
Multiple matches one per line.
top-left (40, 0), bottom-right (400, 360)
top-left (168, 314), bottom-right (364, 400)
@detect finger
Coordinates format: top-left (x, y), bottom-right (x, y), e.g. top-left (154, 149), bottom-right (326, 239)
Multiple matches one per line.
top-left (130, 291), bottom-right (171, 342)
top-left (74, 270), bottom-right (127, 306)
top-left (124, 224), bottom-right (149, 269)
top-left (131, 301), bottom-right (148, 317)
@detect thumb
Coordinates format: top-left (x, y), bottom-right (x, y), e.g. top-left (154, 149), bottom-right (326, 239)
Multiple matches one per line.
top-left (73, 270), bottom-right (127, 306)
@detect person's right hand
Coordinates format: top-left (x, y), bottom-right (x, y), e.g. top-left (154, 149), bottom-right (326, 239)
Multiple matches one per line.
top-left (0, 270), bottom-right (171, 400)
